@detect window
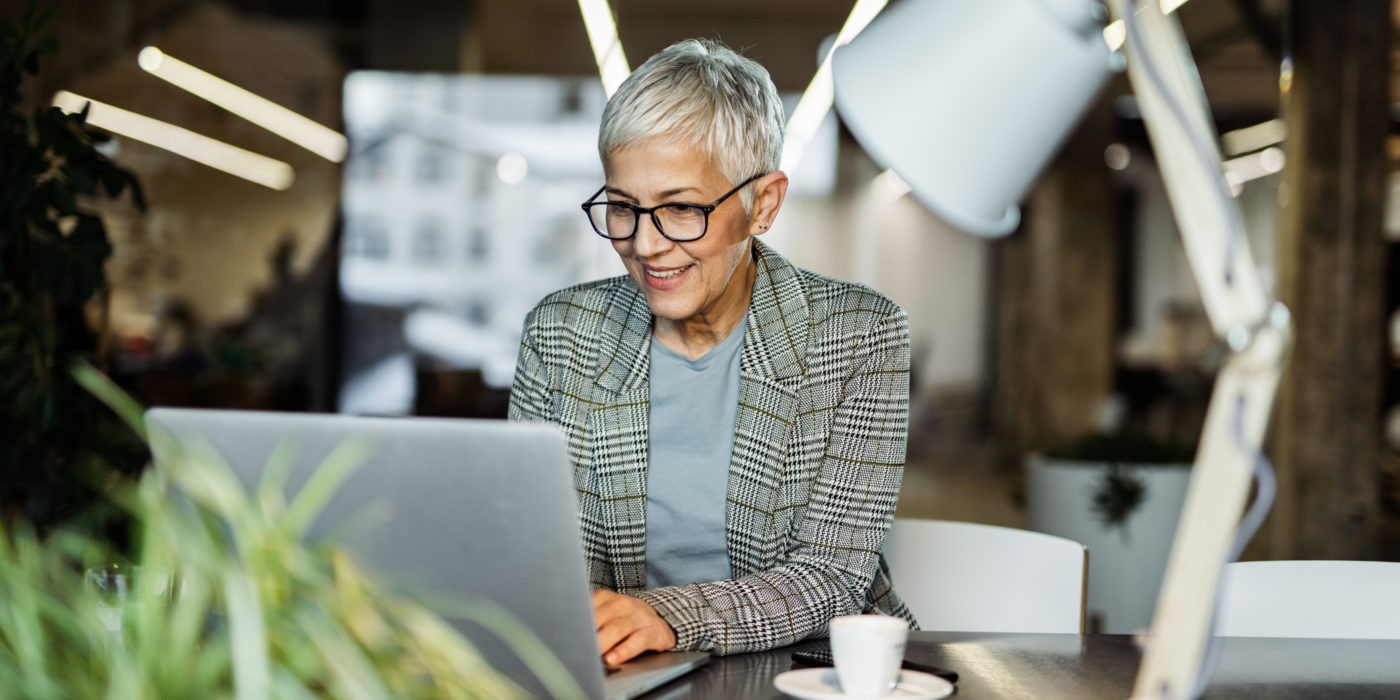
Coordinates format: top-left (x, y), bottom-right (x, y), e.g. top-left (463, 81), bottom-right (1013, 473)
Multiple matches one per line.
top-left (412, 219), bottom-right (446, 264)
top-left (346, 217), bottom-right (390, 260)
top-left (416, 147), bottom-right (448, 184)
top-left (466, 227), bottom-right (490, 263)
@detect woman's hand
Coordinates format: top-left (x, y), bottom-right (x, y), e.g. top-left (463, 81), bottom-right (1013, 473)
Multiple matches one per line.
top-left (592, 589), bottom-right (677, 666)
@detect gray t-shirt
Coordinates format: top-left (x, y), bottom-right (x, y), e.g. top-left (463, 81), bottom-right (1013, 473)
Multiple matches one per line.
top-left (645, 317), bottom-right (746, 589)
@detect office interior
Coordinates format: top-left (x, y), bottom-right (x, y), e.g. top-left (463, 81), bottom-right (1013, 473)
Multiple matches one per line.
top-left (1, 0), bottom-right (1395, 644)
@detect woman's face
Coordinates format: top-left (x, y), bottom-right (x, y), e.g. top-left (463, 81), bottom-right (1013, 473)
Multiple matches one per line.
top-left (602, 139), bottom-right (760, 328)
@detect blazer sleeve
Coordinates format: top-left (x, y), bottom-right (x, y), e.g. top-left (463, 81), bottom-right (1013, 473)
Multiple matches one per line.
top-left (507, 309), bottom-right (553, 423)
top-left (636, 307), bottom-right (910, 654)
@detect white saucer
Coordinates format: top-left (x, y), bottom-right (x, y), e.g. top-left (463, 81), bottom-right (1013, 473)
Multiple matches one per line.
top-left (772, 667), bottom-right (955, 700)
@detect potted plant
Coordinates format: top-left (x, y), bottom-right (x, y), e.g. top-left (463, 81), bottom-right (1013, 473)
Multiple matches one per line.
top-left (0, 363), bottom-right (564, 698)
top-left (0, 2), bottom-right (148, 531)
top-left (1026, 430), bottom-right (1196, 634)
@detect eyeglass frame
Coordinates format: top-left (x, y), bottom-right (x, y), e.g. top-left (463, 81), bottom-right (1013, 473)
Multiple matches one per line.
top-left (580, 173), bottom-right (767, 242)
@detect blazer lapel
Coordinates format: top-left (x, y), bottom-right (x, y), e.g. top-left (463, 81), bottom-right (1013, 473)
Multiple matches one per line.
top-left (585, 242), bottom-right (814, 590)
top-left (588, 280), bottom-right (653, 593)
top-left (727, 241), bottom-right (811, 576)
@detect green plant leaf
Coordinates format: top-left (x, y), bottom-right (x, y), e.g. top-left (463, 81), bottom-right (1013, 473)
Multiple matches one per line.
top-left (99, 164), bottom-right (127, 199)
top-left (70, 361), bottom-right (147, 440)
top-left (126, 174), bottom-right (147, 211)
top-left (46, 177), bottom-right (75, 215)
top-left (285, 438), bottom-right (370, 537)
top-left (33, 37), bottom-right (56, 59)
top-left (1, 177), bottom-right (36, 219)
top-left (59, 164), bottom-right (93, 194)
top-left (224, 570), bottom-right (271, 700)
top-left (1044, 430), bottom-right (1196, 464)
top-left (420, 597), bottom-right (583, 700)
top-left (31, 213), bottom-right (110, 304)
top-left (297, 607), bottom-right (390, 700)
top-left (1090, 462), bottom-right (1148, 535)
top-left (25, 4), bottom-right (58, 35)
top-left (255, 439), bottom-right (299, 517)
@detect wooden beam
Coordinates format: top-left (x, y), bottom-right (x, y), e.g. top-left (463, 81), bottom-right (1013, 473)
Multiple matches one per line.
top-left (1270, 0), bottom-right (1390, 559)
top-left (991, 103), bottom-right (1120, 459)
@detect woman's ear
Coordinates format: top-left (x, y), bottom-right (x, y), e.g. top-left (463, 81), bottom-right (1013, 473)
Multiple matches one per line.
top-left (749, 171), bottom-right (790, 236)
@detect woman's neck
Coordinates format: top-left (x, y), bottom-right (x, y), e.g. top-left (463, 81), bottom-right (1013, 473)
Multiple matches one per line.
top-left (653, 257), bottom-right (756, 360)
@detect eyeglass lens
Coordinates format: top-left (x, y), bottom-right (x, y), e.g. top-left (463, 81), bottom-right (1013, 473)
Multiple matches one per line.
top-left (588, 203), bottom-right (708, 241)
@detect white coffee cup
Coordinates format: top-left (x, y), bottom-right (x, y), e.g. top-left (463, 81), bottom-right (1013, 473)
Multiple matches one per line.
top-left (829, 614), bottom-right (909, 697)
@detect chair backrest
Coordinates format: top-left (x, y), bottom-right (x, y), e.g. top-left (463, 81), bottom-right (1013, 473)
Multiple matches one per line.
top-left (1217, 560), bottom-right (1400, 639)
top-left (883, 518), bottom-right (1087, 633)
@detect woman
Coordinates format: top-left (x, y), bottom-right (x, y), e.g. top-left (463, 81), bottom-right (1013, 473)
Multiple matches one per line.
top-left (508, 38), bottom-right (915, 666)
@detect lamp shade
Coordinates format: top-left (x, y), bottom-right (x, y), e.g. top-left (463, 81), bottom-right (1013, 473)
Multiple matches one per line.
top-left (832, 0), bottom-right (1114, 237)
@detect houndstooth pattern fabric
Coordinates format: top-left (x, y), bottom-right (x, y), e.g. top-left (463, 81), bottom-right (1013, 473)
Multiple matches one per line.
top-left (508, 240), bottom-right (917, 655)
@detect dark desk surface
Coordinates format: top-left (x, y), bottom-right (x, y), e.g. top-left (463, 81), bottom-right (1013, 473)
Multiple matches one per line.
top-left (642, 631), bottom-right (1400, 699)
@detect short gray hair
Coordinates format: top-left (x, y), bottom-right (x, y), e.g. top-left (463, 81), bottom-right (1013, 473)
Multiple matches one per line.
top-left (598, 39), bottom-right (784, 211)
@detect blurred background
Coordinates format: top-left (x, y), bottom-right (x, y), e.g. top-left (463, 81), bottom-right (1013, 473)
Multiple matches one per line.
top-left (2, 0), bottom-right (1396, 633)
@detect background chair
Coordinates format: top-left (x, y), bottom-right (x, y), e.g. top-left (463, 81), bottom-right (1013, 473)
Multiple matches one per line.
top-left (883, 518), bottom-right (1088, 633)
top-left (1216, 560), bottom-right (1400, 639)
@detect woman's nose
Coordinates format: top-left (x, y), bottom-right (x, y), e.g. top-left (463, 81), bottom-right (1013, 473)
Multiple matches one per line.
top-left (631, 213), bottom-right (673, 257)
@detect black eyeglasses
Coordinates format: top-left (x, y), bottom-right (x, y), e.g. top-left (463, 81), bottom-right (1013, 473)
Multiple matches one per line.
top-left (581, 173), bottom-right (766, 242)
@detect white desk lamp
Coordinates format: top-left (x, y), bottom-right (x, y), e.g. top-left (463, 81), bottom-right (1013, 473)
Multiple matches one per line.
top-left (832, 1), bottom-right (1291, 698)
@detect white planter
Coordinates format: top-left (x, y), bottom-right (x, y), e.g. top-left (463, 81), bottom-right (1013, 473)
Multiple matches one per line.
top-left (1026, 456), bottom-right (1191, 634)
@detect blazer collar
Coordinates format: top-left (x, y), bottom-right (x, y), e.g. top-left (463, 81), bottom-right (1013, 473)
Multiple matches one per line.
top-left (592, 240), bottom-right (811, 395)
top-left (740, 239), bottom-right (811, 382)
top-left (592, 276), bottom-right (654, 396)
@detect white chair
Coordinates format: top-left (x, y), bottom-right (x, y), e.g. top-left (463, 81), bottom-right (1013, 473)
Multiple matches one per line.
top-left (1217, 560), bottom-right (1400, 639)
top-left (883, 518), bottom-right (1088, 633)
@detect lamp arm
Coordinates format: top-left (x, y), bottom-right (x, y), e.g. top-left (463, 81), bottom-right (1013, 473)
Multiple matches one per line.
top-left (1110, 0), bottom-right (1272, 332)
top-left (1103, 2), bottom-right (1294, 699)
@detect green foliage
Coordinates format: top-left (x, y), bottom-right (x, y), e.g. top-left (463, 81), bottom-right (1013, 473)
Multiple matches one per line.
top-left (0, 2), bottom-right (148, 527)
top-left (1044, 431), bottom-right (1194, 533)
top-left (1043, 431), bottom-right (1196, 465)
top-left (1089, 463), bottom-right (1148, 537)
top-left (0, 363), bottom-right (553, 699)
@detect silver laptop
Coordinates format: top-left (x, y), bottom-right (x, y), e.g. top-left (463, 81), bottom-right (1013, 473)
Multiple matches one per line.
top-left (145, 408), bottom-right (708, 700)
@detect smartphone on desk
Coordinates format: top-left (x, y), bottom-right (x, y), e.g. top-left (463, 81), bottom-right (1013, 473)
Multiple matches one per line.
top-left (790, 648), bottom-right (958, 684)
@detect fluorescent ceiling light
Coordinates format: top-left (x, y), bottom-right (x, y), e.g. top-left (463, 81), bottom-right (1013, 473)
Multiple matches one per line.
top-left (1222, 118), bottom-right (1286, 156)
top-left (780, 0), bottom-right (889, 173)
top-left (1103, 0), bottom-right (1193, 52)
top-left (53, 90), bottom-right (295, 190)
top-left (138, 46), bottom-right (347, 162)
top-left (577, 0), bottom-right (630, 97)
top-left (1223, 146), bottom-right (1285, 189)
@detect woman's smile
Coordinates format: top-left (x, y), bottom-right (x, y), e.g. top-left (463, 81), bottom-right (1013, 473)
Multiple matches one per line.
top-left (643, 263), bottom-right (694, 290)
top-left (604, 138), bottom-right (760, 353)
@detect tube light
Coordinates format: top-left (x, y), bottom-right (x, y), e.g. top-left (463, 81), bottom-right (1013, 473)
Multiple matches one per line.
top-left (138, 46), bottom-right (347, 163)
top-left (1223, 146), bottom-right (1285, 188)
top-left (53, 90), bottom-right (295, 190)
top-left (1222, 118), bottom-right (1286, 157)
top-left (577, 0), bottom-right (630, 97)
top-left (780, 0), bottom-right (889, 173)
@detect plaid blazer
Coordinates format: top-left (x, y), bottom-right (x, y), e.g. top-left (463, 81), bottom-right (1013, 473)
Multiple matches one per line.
top-left (508, 240), bottom-right (916, 654)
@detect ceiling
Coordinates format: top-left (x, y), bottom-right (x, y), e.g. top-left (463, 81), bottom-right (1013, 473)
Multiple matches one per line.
top-left (6, 0), bottom-right (1294, 112)
top-left (11, 0), bottom-right (1387, 164)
